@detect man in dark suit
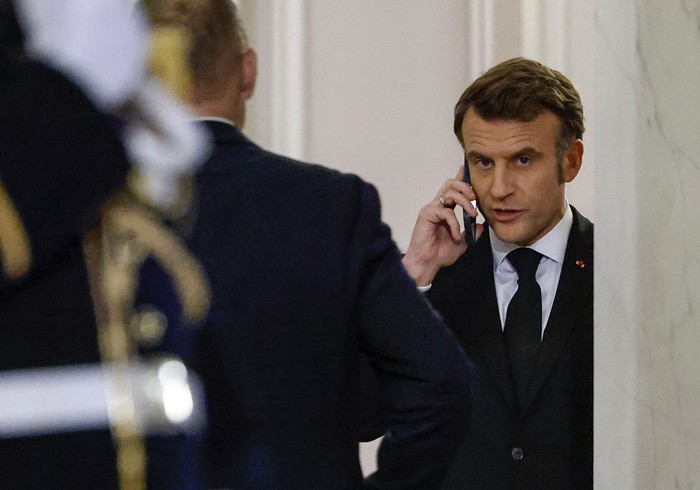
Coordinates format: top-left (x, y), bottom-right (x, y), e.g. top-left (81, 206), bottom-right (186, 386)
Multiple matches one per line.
top-left (402, 58), bottom-right (593, 488)
top-left (0, 32), bottom-right (128, 488)
top-left (145, 1), bottom-right (471, 488)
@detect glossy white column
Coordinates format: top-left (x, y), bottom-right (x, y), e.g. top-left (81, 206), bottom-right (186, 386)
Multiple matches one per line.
top-left (595, 0), bottom-right (700, 487)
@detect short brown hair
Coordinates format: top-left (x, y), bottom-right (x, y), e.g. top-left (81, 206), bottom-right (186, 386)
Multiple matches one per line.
top-left (142, 0), bottom-right (247, 94)
top-left (454, 58), bottom-right (584, 158)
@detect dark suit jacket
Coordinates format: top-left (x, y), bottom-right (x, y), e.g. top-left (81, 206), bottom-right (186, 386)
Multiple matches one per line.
top-left (188, 121), bottom-right (471, 489)
top-left (1, 58), bottom-right (205, 489)
top-left (0, 58), bottom-right (128, 488)
top-left (428, 207), bottom-right (593, 489)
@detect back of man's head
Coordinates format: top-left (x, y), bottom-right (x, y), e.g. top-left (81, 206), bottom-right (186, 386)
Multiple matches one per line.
top-left (453, 58), bottom-right (584, 156)
top-left (143, 0), bottom-right (249, 106)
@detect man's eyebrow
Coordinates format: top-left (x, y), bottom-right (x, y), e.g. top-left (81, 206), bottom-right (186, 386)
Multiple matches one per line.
top-left (506, 146), bottom-right (545, 160)
top-left (466, 150), bottom-right (491, 161)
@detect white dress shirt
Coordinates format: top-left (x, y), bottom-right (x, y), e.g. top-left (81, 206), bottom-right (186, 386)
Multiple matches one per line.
top-left (490, 204), bottom-right (573, 338)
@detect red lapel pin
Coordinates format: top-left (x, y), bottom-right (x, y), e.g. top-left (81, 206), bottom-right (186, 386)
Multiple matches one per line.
top-left (575, 260), bottom-right (585, 268)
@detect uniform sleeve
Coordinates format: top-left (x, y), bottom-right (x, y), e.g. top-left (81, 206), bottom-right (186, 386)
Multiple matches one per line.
top-left (353, 181), bottom-right (471, 489)
top-left (0, 59), bottom-right (130, 287)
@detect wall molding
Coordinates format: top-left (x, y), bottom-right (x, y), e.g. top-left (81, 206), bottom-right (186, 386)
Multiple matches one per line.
top-left (270, 0), bottom-right (307, 160)
top-left (469, 0), bottom-right (495, 80)
top-left (520, 0), bottom-right (570, 72)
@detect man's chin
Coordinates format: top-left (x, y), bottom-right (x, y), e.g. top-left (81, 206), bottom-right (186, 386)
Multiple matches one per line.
top-left (490, 224), bottom-right (533, 247)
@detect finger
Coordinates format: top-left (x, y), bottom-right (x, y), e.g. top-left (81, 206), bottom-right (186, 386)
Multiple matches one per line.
top-left (438, 193), bottom-right (454, 209)
top-left (463, 195), bottom-right (479, 218)
top-left (437, 189), bottom-right (459, 209)
top-left (440, 188), bottom-right (478, 217)
top-left (439, 179), bottom-right (475, 199)
top-left (436, 175), bottom-right (470, 200)
top-left (431, 206), bottom-right (464, 241)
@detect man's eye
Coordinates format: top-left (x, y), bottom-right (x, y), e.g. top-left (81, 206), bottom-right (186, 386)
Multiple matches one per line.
top-left (474, 159), bottom-right (492, 169)
top-left (516, 156), bottom-right (530, 165)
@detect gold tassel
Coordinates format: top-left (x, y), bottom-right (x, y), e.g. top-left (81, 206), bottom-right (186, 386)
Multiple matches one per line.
top-left (84, 191), bottom-right (210, 490)
top-left (82, 19), bottom-right (205, 489)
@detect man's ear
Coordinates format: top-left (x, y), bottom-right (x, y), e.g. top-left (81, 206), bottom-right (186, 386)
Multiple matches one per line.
top-left (562, 139), bottom-right (584, 183)
top-left (240, 48), bottom-right (257, 100)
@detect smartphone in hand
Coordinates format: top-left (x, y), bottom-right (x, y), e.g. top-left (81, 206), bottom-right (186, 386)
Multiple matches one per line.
top-left (463, 157), bottom-right (477, 248)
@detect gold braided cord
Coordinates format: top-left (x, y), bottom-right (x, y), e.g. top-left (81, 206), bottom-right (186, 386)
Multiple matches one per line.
top-left (0, 180), bottom-right (31, 280)
top-left (148, 26), bottom-right (192, 102)
top-left (83, 215), bottom-right (147, 490)
top-left (84, 192), bottom-right (211, 490)
top-left (85, 12), bottom-right (203, 487)
top-left (106, 199), bottom-right (211, 325)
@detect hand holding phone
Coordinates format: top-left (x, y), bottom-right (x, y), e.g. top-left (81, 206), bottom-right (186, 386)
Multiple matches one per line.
top-left (462, 158), bottom-right (477, 248)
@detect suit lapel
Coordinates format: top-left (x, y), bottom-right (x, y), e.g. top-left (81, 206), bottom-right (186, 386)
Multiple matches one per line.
top-left (520, 208), bottom-right (594, 416)
top-left (451, 233), bottom-right (517, 413)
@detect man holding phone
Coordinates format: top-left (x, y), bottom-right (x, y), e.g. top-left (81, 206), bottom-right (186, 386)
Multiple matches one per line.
top-left (402, 58), bottom-right (593, 488)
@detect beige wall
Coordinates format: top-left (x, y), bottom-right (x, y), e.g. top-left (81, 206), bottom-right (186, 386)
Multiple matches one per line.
top-left (238, 1), bottom-right (595, 253)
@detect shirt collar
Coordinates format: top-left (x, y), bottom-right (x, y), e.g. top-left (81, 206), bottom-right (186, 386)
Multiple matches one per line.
top-left (490, 201), bottom-right (573, 271)
top-left (191, 116), bottom-right (237, 127)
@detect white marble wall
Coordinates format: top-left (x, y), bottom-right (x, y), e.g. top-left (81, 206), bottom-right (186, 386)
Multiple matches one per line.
top-left (595, 0), bottom-right (700, 487)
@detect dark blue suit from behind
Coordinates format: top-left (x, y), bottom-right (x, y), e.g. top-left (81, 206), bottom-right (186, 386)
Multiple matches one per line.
top-left (188, 120), bottom-right (471, 489)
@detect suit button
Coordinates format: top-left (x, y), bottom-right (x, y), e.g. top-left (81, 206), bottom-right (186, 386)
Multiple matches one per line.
top-left (511, 447), bottom-right (524, 460)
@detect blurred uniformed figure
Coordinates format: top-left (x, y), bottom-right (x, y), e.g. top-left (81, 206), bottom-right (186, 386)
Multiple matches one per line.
top-left (0, 0), bottom-right (211, 488)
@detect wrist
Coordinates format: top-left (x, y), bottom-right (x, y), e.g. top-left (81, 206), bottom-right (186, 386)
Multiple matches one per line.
top-left (401, 252), bottom-right (440, 287)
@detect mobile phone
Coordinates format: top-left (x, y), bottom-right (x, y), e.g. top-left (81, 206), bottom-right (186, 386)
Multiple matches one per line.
top-left (463, 157), bottom-right (477, 248)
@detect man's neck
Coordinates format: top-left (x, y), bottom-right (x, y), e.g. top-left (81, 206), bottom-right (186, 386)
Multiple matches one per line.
top-left (191, 98), bottom-right (243, 128)
top-left (192, 116), bottom-right (237, 127)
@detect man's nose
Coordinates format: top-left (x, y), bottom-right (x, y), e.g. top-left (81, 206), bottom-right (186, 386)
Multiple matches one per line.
top-left (490, 164), bottom-right (513, 199)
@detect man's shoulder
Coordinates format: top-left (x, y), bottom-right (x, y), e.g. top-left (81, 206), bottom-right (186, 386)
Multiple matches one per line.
top-left (204, 132), bottom-right (382, 226)
top-left (570, 205), bottom-right (593, 229)
top-left (226, 138), bottom-right (376, 203)
top-left (568, 205), bottom-right (594, 254)
top-left (207, 127), bottom-right (366, 190)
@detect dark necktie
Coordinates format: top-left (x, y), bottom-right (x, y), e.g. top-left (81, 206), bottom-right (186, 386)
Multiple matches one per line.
top-left (504, 247), bottom-right (543, 410)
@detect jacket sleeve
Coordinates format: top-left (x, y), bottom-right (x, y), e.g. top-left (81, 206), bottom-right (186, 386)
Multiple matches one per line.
top-left (0, 59), bottom-right (129, 287)
top-left (352, 180), bottom-right (471, 489)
